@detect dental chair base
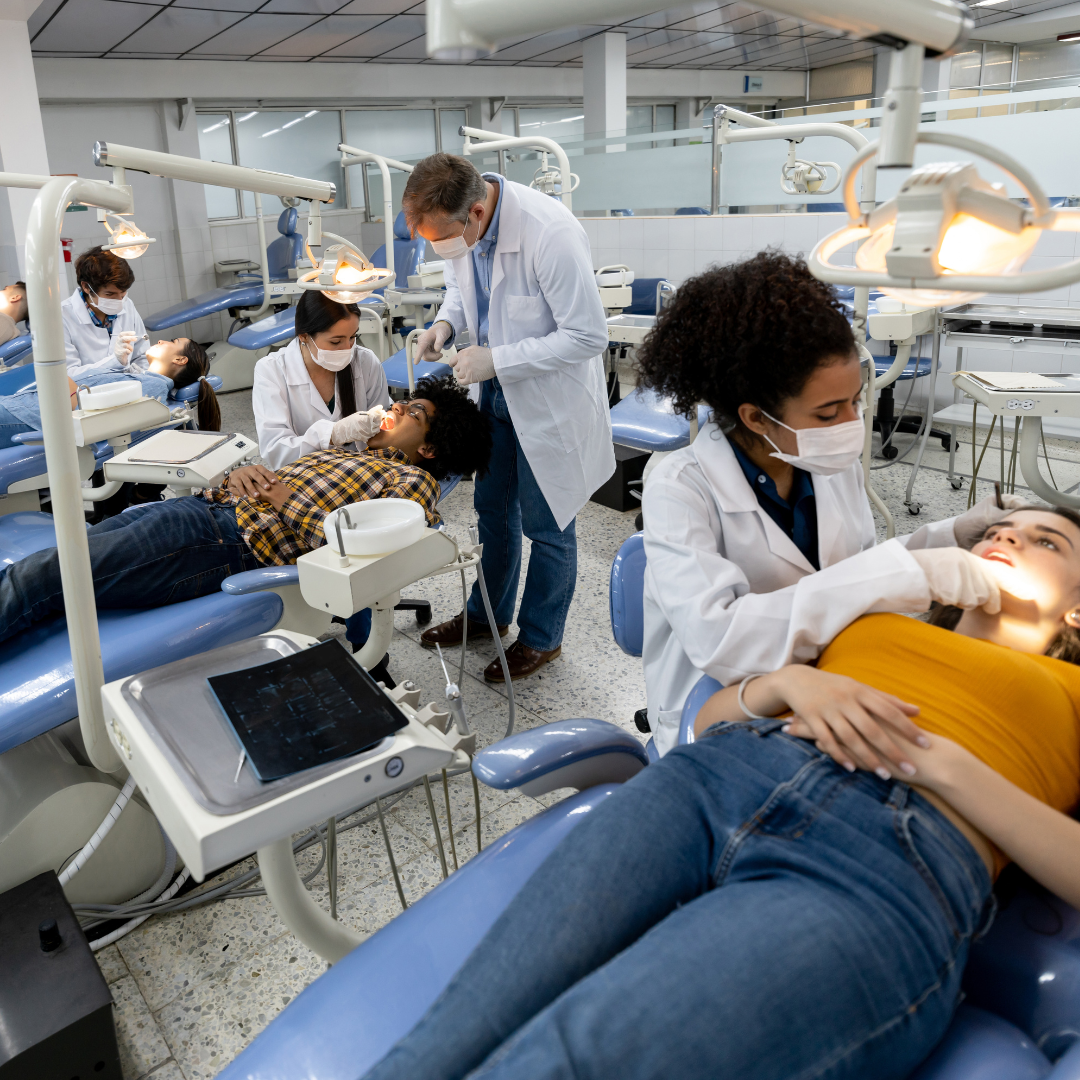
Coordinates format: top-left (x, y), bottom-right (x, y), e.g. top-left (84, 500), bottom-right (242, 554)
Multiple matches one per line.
top-left (0, 730), bottom-right (166, 906)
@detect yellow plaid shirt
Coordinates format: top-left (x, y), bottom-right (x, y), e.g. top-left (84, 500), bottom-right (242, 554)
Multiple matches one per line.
top-left (203, 446), bottom-right (441, 567)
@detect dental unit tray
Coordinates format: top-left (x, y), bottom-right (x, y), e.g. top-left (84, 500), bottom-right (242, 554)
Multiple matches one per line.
top-left (606, 314), bottom-right (656, 345)
top-left (952, 371), bottom-right (1080, 418)
top-left (103, 429), bottom-right (257, 488)
top-left (207, 639), bottom-right (408, 782)
top-left (102, 632), bottom-right (459, 880)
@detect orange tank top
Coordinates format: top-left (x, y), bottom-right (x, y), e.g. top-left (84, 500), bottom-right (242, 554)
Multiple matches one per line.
top-left (817, 614), bottom-right (1080, 828)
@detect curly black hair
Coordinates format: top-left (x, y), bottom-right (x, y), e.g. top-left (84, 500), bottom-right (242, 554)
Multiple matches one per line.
top-left (413, 374), bottom-right (493, 483)
top-left (634, 251), bottom-right (857, 438)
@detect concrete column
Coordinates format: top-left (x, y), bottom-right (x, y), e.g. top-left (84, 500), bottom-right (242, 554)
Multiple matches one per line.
top-left (466, 98), bottom-right (508, 171)
top-left (924, 56), bottom-right (952, 121)
top-left (583, 32), bottom-right (626, 153)
top-left (0, 12), bottom-right (50, 279)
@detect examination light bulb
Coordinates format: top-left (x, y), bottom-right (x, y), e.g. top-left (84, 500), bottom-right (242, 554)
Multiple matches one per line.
top-left (326, 249), bottom-right (384, 304)
top-left (102, 214), bottom-right (155, 259)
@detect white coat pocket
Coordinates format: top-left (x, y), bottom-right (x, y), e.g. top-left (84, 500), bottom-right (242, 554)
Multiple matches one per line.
top-left (505, 293), bottom-right (555, 338)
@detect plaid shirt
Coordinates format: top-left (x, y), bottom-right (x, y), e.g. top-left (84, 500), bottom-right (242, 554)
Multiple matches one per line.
top-left (203, 446), bottom-right (441, 567)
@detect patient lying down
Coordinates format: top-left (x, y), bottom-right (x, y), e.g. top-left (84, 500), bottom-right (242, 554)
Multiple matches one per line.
top-left (0, 375), bottom-right (491, 644)
top-left (361, 507), bottom-right (1080, 1080)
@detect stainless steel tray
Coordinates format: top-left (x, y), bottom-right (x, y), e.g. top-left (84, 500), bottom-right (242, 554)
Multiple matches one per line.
top-left (940, 303), bottom-right (1080, 328)
top-left (119, 635), bottom-right (393, 816)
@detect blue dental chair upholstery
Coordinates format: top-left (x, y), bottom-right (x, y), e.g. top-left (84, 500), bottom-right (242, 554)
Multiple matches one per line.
top-left (675, 206), bottom-right (709, 215)
top-left (369, 211), bottom-right (426, 293)
top-left (0, 334), bottom-right (32, 368)
top-left (610, 389), bottom-right (710, 453)
top-left (145, 209), bottom-right (304, 332)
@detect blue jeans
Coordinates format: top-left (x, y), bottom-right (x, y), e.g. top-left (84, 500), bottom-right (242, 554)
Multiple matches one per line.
top-left (363, 720), bottom-right (993, 1080)
top-left (0, 497), bottom-right (259, 644)
top-left (466, 378), bottom-right (577, 652)
top-left (0, 400), bottom-right (34, 446)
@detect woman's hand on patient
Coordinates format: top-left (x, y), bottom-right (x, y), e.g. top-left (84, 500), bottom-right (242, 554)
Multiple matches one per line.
top-left (747, 667), bottom-right (929, 780)
top-left (225, 464), bottom-right (279, 500)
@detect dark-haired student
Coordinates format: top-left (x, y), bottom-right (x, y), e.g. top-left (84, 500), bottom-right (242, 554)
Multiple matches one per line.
top-left (61, 245), bottom-right (150, 378)
top-left (253, 289), bottom-right (390, 470)
top-left (637, 252), bottom-right (1025, 755)
top-left (0, 375), bottom-right (492, 646)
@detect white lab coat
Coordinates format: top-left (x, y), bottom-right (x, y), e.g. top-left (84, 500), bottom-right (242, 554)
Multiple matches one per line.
top-left (437, 179), bottom-right (614, 530)
top-left (61, 288), bottom-right (149, 380)
top-left (252, 338), bottom-right (391, 469)
top-left (643, 423), bottom-right (960, 755)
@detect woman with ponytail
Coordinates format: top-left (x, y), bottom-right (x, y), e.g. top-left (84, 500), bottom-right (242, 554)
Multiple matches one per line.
top-left (252, 289), bottom-right (390, 470)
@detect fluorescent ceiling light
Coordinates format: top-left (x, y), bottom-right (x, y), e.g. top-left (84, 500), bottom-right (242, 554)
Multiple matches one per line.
top-left (201, 119), bottom-right (229, 133)
top-left (305, 110), bottom-right (318, 117)
top-left (973, 0), bottom-right (1008, 7)
top-left (1058, 31), bottom-right (1080, 40)
top-left (261, 128), bottom-right (282, 138)
top-left (520, 115), bottom-right (584, 128)
top-left (237, 111), bottom-right (257, 122)
top-left (282, 118), bottom-right (304, 129)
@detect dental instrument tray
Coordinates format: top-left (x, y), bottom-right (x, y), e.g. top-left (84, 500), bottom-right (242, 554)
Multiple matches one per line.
top-left (207, 639), bottom-right (408, 782)
top-left (103, 428), bottom-right (257, 488)
top-left (952, 371), bottom-right (1080, 418)
top-left (940, 304), bottom-right (1080, 351)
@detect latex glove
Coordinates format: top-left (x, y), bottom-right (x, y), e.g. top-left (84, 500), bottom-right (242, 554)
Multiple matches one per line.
top-left (451, 345), bottom-right (496, 386)
top-left (111, 330), bottom-right (137, 366)
top-left (331, 405), bottom-right (388, 447)
top-left (952, 492), bottom-right (1028, 549)
top-left (415, 321), bottom-right (453, 362)
top-left (910, 547), bottom-right (1001, 614)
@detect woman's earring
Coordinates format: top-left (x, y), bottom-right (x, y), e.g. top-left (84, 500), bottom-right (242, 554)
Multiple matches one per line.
top-left (1065, 609), bottom-right (1080, 629)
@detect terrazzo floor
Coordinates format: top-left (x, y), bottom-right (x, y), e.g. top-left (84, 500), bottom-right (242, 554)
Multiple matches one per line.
top-left (99, 387), bottom-right (1067, 1079)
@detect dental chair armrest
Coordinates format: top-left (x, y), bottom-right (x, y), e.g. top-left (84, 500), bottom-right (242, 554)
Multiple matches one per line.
top-left (472, 718), bottom-right (649, 797)
top-left (11, 431), bottom-right (44, 445)
top-left (221, 566), bottom-right (300, 594)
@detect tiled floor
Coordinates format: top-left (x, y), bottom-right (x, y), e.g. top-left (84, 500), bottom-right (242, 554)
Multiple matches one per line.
top-left (101, 387), bottom-right (1064, 1079)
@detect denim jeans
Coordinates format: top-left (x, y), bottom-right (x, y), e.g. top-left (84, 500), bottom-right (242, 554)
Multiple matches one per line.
top-left (362, 720), bottom-right (993, 1080)
top-left (466, 378), bottom-right (577, 652)
top-left (0, 497), bottom-right (259, 644)
top-left (0, 400), bottom-right (34, 446)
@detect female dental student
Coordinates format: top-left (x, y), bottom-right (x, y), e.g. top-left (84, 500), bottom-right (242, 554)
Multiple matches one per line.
top-left (636, 253), bottom-right (1021, 755)
top-left (61, 246), bottom-right (150, 379)
top-left (252, 289), bottom-right (391, 470)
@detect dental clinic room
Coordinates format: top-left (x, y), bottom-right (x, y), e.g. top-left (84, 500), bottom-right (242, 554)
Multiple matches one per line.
top-left (8, 0), bottom-right (1080, 1077)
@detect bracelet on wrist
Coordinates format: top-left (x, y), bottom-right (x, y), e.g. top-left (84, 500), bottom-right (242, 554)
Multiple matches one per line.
top-left (737, 674), bottom-right (771, 721)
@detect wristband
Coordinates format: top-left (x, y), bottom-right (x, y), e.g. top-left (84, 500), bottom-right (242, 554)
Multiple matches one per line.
top-left (737, 674), bottom-right (770, 721)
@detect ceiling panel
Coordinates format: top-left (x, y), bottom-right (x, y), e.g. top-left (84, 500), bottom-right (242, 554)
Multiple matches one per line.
top-left (32, 0), bottom-right (161, 52)
top-left (28, 0), bottom-right (1080, 72)
top-left (115, 6), bottom-right (249, 53)
top-left (186, 13), bottom-right (324, 55)
top-left (319, 12), bottom-right (423, 56)
top-left (258, 14), bottom-right (387, 55)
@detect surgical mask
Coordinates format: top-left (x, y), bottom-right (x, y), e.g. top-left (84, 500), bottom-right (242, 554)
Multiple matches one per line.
top-left (84, 286), bottom-right (125, 316)
top-left (306, 337), bottom-right (354, 372)
top-left (760, 408), bottom-right (865, 476)
top-left (430, 217), bottom-right (477, 260)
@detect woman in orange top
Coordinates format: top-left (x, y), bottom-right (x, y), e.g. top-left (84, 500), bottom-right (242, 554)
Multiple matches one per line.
top-left (362, 507), bottom-right (1080, 1080)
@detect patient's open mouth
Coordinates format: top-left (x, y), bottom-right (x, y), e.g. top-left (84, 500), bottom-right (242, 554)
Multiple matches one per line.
top-left (983, 550), bottom-right (1014, 567)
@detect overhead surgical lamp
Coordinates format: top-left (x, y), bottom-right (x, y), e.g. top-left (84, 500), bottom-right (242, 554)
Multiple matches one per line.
top-left (300, 231), bottom-right (395, 304)
top-left (101, 212), bottom-right (154, 259)
top-left (530, 151), bottom-right (579, 199)
top-left (780, 143), bottom-right (840, 196)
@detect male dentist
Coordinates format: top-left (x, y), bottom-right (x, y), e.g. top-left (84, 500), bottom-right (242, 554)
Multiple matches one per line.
top-left (404, 153), bottom-right (613, 681)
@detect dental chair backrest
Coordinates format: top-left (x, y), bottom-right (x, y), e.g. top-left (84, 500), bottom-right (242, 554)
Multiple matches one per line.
top-left (610, 531), bottom-right (645, 658)
top-left (370, 212), bottom-right (425, 291)
top-left (626, 278), bottom-right (673, 317)
top-left (266, 208), bottom-right (304, 281)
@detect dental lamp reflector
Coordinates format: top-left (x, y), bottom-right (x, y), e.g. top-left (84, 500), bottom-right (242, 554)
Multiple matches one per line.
top-left (102, 213), bottom-right (155, 259)
top-left (299, 232), bottom-right (396, 303)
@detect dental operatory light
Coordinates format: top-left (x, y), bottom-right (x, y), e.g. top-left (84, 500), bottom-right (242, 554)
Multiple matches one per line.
top-left (780, 142), bottom-right (840, 196)
top-left (101, 212), bottom-right (154, 259)
top-left (299, 232), bottom-right (395, 304)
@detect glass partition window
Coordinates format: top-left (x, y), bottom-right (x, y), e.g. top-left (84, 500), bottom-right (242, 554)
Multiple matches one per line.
top-left (236, 109), bottom-right (345, 216)
top-left (344, 110), bottom-right (436, 164)
top-left (518, 108), bottom-right (585, 140)
top-left (439, 109), bottom-right (466, 155)
top-left (197, 113), bottom-right (239, 219)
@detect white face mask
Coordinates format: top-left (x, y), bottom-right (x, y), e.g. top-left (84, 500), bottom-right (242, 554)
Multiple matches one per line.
top-left (305, 337), bottom-right (354, 372)
top-left (760, 408), bottom-right (865, 476)
top-left (430, 216), bottom-right (477, 260)
top-left (84, 286), bottom-right (125, 316)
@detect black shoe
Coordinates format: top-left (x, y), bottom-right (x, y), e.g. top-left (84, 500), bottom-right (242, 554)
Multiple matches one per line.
top-left (634, 708), bottom-right (651, 733)
top-left (361, 650), bottom-right (396, 689)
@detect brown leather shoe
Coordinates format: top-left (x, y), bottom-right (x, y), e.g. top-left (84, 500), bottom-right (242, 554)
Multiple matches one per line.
top-left (420, 612), bottom-right (509, 649)
top-left (484, 640), bottom-right (562, 682)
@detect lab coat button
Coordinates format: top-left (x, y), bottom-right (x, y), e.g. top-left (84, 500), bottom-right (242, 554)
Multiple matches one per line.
top-left (757, 475), bottom-right (767, 484)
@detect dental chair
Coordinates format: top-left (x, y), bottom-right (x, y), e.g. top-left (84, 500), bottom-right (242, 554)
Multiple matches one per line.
top-left (218, 541), bottom-right (1080, 1080)
top-left (369, 211), bottom-right (426, 294)
top-left (0, 333), bottom-right (32, 370)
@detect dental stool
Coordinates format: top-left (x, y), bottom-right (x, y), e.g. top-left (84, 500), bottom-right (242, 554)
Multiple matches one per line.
top-left (872, 352), bottom-right (954, 461)
top-left (219, 692), bottom-right (1080, 1080)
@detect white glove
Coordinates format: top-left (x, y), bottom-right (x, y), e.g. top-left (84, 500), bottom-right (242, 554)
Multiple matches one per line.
top-left (331, 405), bottom-right (388, 447)
top-left (910, 547), bottom-right (1001, 614)
top-left (111, 330), bottom-right (137, 366)
top-left (450, 345), bottom-right (496, 386)
top-left (952, 492), bottom-right (1028, 549)
top-left (415, 321), bottom-right (453, 362)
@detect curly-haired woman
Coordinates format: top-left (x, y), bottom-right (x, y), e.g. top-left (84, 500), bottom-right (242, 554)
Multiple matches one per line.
top-left (635, 251), bottom-right (1024, 755)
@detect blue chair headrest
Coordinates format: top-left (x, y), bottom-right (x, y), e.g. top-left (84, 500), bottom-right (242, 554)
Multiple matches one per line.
top-left (277, 208), bottom-right (298, 236)
top-left (393, 210), bottom-right (410, 241)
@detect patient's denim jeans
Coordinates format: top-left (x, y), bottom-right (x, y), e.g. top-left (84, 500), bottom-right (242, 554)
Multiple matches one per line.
top-left (363, 720), bottom-right (993, 1080)
top-left (465, 377), bottom-right (577, 652)
top-left (0, 497), bottom-right (259, 644)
